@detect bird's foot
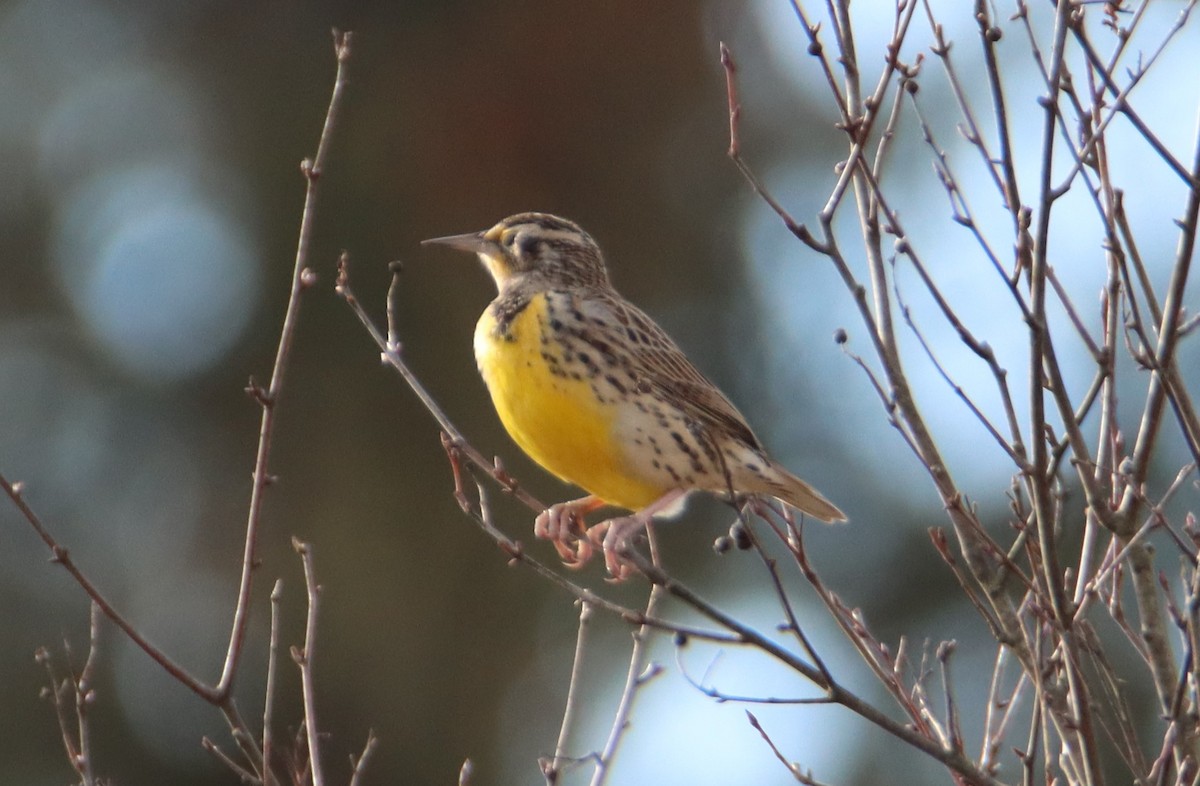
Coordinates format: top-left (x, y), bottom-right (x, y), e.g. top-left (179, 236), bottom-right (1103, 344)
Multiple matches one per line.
top-left (538, 490), bottom-right (687, 578)
top-left (586, 515), bottom-right (648, 581)
top-left (586, 490), bottom-right (687, 580)
top-left (534, 495), bottom-right (605, 567)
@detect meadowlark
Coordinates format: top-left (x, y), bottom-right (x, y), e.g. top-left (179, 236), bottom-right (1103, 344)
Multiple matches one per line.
top-left (423, 213), bottom-right (844, 578)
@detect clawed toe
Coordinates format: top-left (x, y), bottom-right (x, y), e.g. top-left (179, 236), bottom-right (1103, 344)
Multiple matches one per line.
top-left (553, 530), bottom-right (594, 568)
top-left (534, 496), bottom-right (603, 568)
top-left (533, 495), bottom-right (668, 579)
top-left (587, 517), bottom-right (646, 581)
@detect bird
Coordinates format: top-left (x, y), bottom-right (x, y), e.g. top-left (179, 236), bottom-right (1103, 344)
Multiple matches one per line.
top-left (422, 212), bottom-right (844, 578)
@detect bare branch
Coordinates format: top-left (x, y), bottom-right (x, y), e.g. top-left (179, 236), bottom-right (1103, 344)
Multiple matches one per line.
top-left (217, 29), bottom-right (354, 700)
top-left (7, 475), bottom-right (211, 698)
top-left (292, 538), bottom-right (326, 786)
top-left (262, 580), bottom-right (284, 786)
top-left (543, 600), bottom-right (593, 784)
top-left (347, 730), bottom-right (379, 786)
top-left (747, 711), bottom-right (835, 785)
top-left (590, 526), bottom-right (667, 786)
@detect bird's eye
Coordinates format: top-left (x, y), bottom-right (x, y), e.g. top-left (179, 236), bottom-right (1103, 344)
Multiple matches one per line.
top-left (517, 234), bottom-right (539, 257)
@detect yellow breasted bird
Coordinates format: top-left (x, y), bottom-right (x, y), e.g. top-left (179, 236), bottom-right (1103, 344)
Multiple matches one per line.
top-left (423, 213), bottom-right (844, 578)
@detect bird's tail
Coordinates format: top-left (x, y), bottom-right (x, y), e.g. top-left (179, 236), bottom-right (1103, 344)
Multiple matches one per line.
top-left (755, 464), bottom-right (846, 523)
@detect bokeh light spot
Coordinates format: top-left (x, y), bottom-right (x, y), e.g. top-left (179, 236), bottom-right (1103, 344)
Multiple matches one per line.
top-left (52, 163), bottom-right (260, 381)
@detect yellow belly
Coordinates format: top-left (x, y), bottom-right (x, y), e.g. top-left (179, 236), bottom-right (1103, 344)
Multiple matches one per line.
top-left (473, 294), bottom-right (665, 510)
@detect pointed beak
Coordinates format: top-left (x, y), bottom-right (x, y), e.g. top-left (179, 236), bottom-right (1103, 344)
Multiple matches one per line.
top-left (421, 230), bottom-right (493, 254)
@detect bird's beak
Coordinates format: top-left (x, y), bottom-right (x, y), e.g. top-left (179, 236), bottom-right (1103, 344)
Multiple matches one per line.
top-left (421, 230), bottom-right (493, 254)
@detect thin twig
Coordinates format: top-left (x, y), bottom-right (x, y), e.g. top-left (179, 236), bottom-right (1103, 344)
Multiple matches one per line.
top-left (937, 641), bottom-right (964, 754)
top-left (74, 602), bottom-right (101, 786)
top-left (1026, 0), bottom-right (1080, 637)
top-left (544, 600), bottom-right (593, 784)
top-left (590, 526), bottom-right (666, 786)
top-left (338, 259), bottom-right (549, 518)
top-left (203, 737), bottom-right (258, 784)
top-left (5, 475), bottom-right (211, 697)
top-left (347, 730), bottom-right (380, 786)
top-left (1067, 2), bottom-right (1199, 190)
top-left (262, 579), bottom-right (284, 786)
top-left (676, 648), bottom-right (830, 706)
top-left (36, 605), bottom-right (103, 786)
top-left (626, 549), bottom-right (1004, 786)
top-left (747, 711), bottom-right (834, 785)
top-left (217, 29), bottom-right (354, 700)
top-left (292, 538), bottom-right (326, 786)
top-left (743, 511), bottom-right (833, 687)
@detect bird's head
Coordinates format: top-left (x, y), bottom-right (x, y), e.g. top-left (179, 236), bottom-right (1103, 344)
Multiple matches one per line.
top-left (422, 212), bottom-right (610, 293)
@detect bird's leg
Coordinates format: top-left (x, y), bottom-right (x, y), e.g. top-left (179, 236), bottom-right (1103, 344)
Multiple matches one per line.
top-left (587, 489), bottom-right (687, 580)
top-left (534, 495), bottom-right (606, 567)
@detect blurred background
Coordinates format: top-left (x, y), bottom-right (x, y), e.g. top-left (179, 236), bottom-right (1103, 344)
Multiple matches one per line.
top-left (1, 1), bottom-right (1198, 784)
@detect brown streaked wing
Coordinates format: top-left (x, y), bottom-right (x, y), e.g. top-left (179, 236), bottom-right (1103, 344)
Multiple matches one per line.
top-left (600, 295), bottom-right (763, 450)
